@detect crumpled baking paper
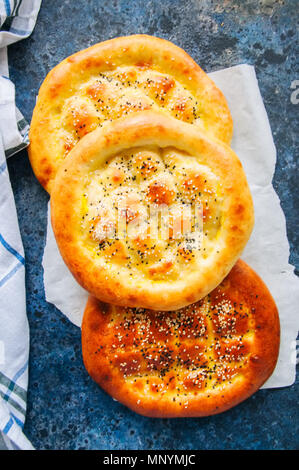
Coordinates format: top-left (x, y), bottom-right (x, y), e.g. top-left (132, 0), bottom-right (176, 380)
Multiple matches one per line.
top-left (42, 64), bottom-right (299, 389)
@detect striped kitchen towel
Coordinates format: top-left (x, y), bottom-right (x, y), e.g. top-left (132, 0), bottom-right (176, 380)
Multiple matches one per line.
top-left (0, 0), bottom-right (41, 450)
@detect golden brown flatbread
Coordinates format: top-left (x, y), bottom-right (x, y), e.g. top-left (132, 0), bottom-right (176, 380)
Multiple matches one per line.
top-left (81, 260), bottom-right (280, 418)
top-left (28, 34), bottom-right (233, 192)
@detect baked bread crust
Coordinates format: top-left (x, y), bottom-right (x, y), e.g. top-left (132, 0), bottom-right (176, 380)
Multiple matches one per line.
top-left (28, 34), bottom-right (233, 192)
top-left (51, 111), bottom-right (254, 311)
top-left (81, 260), bottom-right (280, 418)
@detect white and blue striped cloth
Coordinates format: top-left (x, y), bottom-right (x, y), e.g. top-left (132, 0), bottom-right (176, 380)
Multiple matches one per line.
top-left (0, 0), bottom-right (41, 450)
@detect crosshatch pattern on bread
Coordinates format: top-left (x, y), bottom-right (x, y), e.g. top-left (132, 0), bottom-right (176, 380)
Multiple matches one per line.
top-left (81, 260), bottom-right (280, 418)
top-left (50, 111), bottom-right (254, 311)
top-left (28, 34), bottom-right (233, 192)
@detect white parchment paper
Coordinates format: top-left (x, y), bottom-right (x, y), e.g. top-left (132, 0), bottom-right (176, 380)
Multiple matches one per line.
top-left (42, 64), bottom-right (299, 389)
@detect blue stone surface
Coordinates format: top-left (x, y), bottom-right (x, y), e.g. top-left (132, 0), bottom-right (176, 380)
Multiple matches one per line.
top-left (6, 0), bottom-right (298, 450)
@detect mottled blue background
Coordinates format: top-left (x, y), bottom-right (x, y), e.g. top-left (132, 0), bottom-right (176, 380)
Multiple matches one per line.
top-left (6, 0), bottom-right (299, 450)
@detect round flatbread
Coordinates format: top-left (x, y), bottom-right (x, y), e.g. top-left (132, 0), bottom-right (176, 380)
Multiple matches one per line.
top-left (28, 34), bottom-right (233, 192)
top-left (81, 259), bottom-right (280, 418)
top-left (51, 111), bottom-right (254, 311)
